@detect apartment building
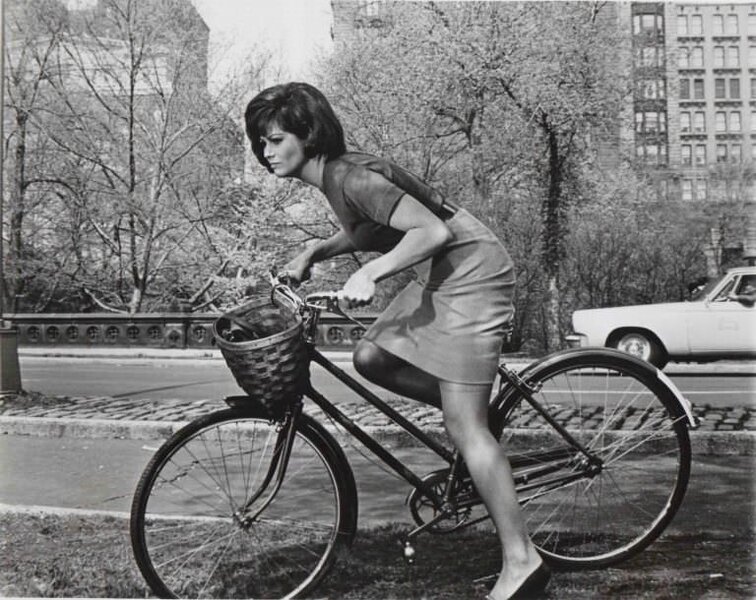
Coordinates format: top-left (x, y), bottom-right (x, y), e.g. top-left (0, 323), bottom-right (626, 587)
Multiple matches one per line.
top-left (631, 1), bottom-right (756, 263)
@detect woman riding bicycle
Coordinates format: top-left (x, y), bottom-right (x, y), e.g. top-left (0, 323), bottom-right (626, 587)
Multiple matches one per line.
top-left (244, 81), bottom-right (550, 600)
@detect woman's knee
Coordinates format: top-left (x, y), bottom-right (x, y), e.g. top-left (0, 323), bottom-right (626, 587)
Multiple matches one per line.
top-left (352, 340), bottom-right (384, 379)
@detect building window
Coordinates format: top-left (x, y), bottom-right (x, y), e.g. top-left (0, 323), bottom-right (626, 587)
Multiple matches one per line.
top-left (645, 144), bottom-right (658, 163)
top-left (750, 46), bottom-right (756, 67)
top-left (731, 144), bottom-right (742, 162)
top-left (695, 144), bottom-right (707, 166)
top-left (749, 14), bottom-right (756, 35)
top-left (681, 179), bottom-right (693, 201)
top-left (680, 111), bottom-right (691, 132)
top-left (682, 144), bottom-right (692, 165)
top-left (678, 47), bottom-right (689, 68)
top-left (730, 78), bottom-right (740, 99)
top-left (713, 14), bottom-right (724, 35)
top-left (638, 79), bottom-right (665, 100)
top-left (715, 78), bottom-right (726, 98)
top-left (677, 15), bottom-right (688, 36)
top-left (693, 79), bottom-right (704, 99)
top-left (730, 111), bottom-right (741, 132)
top-left (690, 15), bottom-right (703, 35)
top-left (726, 14), bottom-right (739, 35)
top-left (647, 111), bottom-right (658, 132)
top-left (634, 13), bottom-right (662, 35)
top-left (716, 112), bottom-right (727, 131)
top-left (639, 110), bottom-right (665, 133)
top-left (717, 144), bottom-right (728, 162)
top-left (728, 46), bottom-right (740, 68)
top-left (640, 46), bottom-right (661, 67)
top-left (694, 111), bottom-right (706, 132)
top-left (751, 110), bottom-right (756, 131)
top-left (690, 46), bottom-right (703, 68)
top-left (695, 179), bottom-right (707, 201)
top-left (714, 46), bottom-right (725, 68)
top-left (680, 79), bottom-right (691, 99)
top-left (636, 142), bottom-right (667, 165)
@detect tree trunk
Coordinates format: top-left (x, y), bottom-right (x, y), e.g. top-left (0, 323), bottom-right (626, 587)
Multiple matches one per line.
top-left (8, 113), bottom-right (28, 313)
top-left (542, 124), bottom-right (564, 352)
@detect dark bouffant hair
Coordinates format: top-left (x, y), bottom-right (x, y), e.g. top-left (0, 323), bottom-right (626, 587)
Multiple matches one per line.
top-left (244, 82), bottom-right (346, 172)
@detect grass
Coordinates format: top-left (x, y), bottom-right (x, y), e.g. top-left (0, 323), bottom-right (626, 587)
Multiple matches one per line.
top-left (0, 511), bottom-right (753, 599)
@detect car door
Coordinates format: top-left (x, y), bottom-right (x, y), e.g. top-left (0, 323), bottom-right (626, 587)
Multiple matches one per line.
top-left (687, 274), bottom-right (756, 354)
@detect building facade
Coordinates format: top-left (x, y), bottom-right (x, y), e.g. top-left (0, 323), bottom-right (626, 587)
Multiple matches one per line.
top-left (630, 1), bottom-right (756, 266)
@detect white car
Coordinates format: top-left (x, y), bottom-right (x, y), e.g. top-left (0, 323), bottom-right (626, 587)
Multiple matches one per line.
top-left (566, 266), bottom-right (756, 368)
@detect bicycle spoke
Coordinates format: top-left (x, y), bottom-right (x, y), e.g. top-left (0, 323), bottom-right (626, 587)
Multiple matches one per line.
top-left (132, 410), bottom-right (352, 599)
top-left (499, 354), bottom-right (690, 566)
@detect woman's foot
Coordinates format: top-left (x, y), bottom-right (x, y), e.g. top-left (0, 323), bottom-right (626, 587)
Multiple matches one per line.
top-left (488, 560), bottom-right (551, 600)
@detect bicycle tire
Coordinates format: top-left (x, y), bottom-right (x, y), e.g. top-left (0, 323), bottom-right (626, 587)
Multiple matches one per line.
top-left (130, 406), bottom-right (358, 599)
top-left (492, 349), bottom-right (691, 569)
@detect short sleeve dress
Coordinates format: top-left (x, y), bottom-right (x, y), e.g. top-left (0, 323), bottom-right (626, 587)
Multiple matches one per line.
top-left (322, 152), bottom-right (515, 385)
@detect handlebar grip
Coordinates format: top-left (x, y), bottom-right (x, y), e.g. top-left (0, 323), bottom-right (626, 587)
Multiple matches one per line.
top-left (305, 291), bottom-right (343, 304)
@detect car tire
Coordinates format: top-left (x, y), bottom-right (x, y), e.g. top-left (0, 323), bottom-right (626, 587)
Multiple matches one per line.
top-left (612, 331), bottom-right (668, 369)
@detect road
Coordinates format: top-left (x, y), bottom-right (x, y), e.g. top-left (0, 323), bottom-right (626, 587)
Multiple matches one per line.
top-left (17, 355), bottom-right (756, 408)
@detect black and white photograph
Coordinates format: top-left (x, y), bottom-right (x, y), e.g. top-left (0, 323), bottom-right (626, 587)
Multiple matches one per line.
top-left (0, 1), bottom-right (754, 598)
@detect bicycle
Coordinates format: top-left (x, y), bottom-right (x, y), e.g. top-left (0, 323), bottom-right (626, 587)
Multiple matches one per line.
top-left (130, 278), bottom-right (697, 599)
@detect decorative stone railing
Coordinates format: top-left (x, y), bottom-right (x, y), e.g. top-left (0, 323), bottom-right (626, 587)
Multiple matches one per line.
top-left (3, 312), bottom-right (376, 350)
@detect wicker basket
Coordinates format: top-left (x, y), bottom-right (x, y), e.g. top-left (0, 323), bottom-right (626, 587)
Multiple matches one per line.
top-left (213, 292), bottom-right (307, 417)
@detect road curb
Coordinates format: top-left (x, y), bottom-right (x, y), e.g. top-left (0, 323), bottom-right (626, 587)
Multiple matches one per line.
top-left (1, 415), bottom-right (753, 456)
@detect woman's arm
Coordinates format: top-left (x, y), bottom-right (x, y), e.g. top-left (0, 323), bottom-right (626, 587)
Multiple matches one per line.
top-left (283, 229), bottom-right (357, 282)
top-left (341, 194), bottom-right (452, 306)
top-left (308, 229), bottom-right (357, 263)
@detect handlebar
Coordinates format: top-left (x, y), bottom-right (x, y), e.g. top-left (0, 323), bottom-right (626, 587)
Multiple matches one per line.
top-left (269, 269), bottom-right (344, 313)
top-left (267, 269), bottom-right (366, 339)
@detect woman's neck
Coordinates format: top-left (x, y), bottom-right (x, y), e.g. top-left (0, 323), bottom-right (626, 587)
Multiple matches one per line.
top-left (297, 155), bottom-right (327, 191)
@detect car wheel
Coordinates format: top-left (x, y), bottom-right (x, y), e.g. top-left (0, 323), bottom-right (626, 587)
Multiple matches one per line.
top-left (613, 332), bottom-right (668, 369)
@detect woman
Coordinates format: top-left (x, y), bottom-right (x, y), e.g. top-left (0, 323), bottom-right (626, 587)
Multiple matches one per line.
top-left (244, 82), bottom-right (550, 600)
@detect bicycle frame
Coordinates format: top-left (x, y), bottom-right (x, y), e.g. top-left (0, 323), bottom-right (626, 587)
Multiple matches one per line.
top-left (246, 285), bottom-right (612, 533)
top-left (267, 347), bottom-right (602, 521)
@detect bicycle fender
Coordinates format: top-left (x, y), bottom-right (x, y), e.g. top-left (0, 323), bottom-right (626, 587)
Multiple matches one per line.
top-left (506, 347), bottom-right (697, 428)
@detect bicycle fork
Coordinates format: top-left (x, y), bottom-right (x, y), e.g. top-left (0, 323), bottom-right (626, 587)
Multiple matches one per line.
top-left (234, 403), bottom-right (304, 528)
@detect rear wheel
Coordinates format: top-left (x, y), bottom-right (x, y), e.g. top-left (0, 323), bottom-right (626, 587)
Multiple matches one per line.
top-left (494, 350), bottom-right (691, 569)
top-left (130, 406), bottom-right (357, 599)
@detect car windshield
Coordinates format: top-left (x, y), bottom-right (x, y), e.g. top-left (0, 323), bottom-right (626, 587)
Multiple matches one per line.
top-left (689, 275), bottom-right (724, 301)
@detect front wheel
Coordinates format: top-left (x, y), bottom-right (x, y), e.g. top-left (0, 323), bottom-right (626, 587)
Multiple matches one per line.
top-left (612, 331), bottom-right (668, 369)
top-left (494, 350), bottom-right (691, 569)
top-left (130, 406), bottom-right (358, 599)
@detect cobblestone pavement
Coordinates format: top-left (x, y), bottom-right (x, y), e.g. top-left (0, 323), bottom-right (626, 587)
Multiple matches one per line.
top-left (0, 392), bottom-right (753, 432)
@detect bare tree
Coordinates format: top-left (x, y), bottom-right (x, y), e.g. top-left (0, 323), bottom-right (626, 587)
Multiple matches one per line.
top-left (323, 1), bottom-right (628, 350)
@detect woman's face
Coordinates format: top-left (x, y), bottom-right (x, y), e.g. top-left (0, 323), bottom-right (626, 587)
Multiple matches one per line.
top-left (260, 124), bottom-right (307, 178)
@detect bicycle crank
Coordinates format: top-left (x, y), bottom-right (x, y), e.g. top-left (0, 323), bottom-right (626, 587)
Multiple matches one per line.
top-left (407, 469), bottom-right (474, 534)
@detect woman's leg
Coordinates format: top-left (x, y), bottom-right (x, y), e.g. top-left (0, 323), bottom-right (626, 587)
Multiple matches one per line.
top-left (354, 340), bottom-right (543, 596)
top-left (439, 380), bottom-right (543, 600)
top-left (352, 339), bottom-right (441, 407)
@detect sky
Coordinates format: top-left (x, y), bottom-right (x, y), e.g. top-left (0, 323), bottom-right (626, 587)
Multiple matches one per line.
top-left (191, 0), bottom-right (334, 89)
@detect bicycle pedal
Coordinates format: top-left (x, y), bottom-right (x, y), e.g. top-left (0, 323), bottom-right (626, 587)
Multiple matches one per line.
top-left (403, 540), bottom-right (416, 564)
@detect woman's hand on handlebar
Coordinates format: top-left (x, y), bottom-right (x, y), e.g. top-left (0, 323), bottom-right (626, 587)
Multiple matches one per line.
top-left (279, 254), bottom-right (312, 286)
top-left (340, 269), bottom-right (375, 309)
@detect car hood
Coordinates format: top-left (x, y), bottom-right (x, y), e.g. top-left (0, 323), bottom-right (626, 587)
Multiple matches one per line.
top-left (574, 301), bottom-right (696, 318)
